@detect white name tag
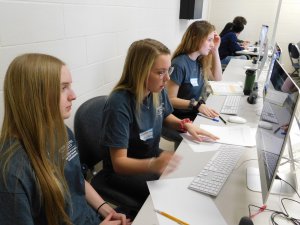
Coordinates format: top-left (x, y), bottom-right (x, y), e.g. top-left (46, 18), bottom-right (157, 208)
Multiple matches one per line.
top-left (190, 78), bottom-right (198, 86)
top-left (139, 128), bottom-right (153, 141)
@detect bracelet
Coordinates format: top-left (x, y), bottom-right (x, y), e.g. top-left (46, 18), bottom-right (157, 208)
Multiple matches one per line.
top-left (189, 98), bottom-right (196, 110)
top-left (96, 202), bottom-right (107, 214)
top-left (179, 118), bottom-right (192, 133)
top-left (192, 99), bottom-right (205, 112)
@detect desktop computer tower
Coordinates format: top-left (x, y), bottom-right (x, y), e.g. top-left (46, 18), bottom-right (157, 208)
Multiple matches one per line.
top-left (179, 0), bottom-right (203, 19)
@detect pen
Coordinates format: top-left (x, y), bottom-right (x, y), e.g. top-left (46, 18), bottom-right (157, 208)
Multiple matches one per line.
top-left (219, 115), bottom-right (227, 125)
top-left (273, 127), bottom-right (280, 134)
top-left (154, 209), bottom-right (189, 225)
top-left (198, 113), bottom-right (219, 122)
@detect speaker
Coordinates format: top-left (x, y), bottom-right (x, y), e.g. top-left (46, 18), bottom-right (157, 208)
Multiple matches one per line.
top-left (179, 0), bottom-right (203, 19)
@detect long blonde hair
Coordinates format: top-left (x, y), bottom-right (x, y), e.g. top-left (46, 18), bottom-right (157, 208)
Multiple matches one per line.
top-left (113, 38), bottom-right (171, 112)
top-left (172, 20), bottom-right (215, 80)
top-left (0, 53), bottom-right (71, 225)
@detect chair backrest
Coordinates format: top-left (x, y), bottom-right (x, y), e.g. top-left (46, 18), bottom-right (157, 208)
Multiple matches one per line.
top-left (74, 96), bottom-right (107, 169)
top-left (288, 43), bottom-right (300, 61)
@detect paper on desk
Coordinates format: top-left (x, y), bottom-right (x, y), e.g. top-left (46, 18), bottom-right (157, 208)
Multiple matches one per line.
top-left (147, 177), bottom-right (227, 225)
top-left (181, 133), bottom-right (222, 152)
top-left (200, 124), bottom-right (256, 147)
top-left (208, 81), bottom-right (244, 95)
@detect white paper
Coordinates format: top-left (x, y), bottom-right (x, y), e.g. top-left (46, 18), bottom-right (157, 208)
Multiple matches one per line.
top-left (200, 124), bottom-right (256, 147)
top-left (265, 89), bottom-right (288, 106)
top-left (208, 81), bottom-right (244, 96)
top-left (180, 133), bottom-right (221, 152)
top-left (147, 177), bottom-right (227, 225)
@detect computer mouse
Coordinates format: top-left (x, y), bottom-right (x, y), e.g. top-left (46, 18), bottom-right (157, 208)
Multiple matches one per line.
top-left (258, 121), bottom-right (273, 130)
top-left (228, 116), bottom-right (247, 124)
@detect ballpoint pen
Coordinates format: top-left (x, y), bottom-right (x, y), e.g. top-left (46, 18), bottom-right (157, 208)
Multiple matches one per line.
top-left (219, 115), bottom-right (227, 125)
top-left (154, 209), bottom-right (189, 225)
top-left (198, 113), bottom-right (219, 122)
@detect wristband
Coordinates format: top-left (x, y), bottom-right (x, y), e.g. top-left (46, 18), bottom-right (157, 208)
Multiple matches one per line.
top-left (192, 99), bottom-right (205, 112)
top-left (179, 118), bottom-right (192, 133)
top-left (96, 202), bottom-right (107, 214)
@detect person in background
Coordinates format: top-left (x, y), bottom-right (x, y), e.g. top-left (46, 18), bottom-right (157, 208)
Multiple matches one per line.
top-left (219, 23), bottom-right (248, 65)
top-left (0, 53), bottom-right (129, 225)
top-left (220, 16), bottom-right (249, 47)
top-left (166, 20), bottom-right (222, 121)
top-left (100, 39), bottom-right (219, 211)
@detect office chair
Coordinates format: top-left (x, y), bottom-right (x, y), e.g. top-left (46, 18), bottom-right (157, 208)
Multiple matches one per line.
top-left (74, 96), bottom-right (141, 217)
top-left (288, 43), bottom-right (300, 76)
top-left (161, 125), bottom-right (182, 150)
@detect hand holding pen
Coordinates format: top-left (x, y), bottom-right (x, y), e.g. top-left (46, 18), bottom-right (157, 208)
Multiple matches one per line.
top-left (273, 124), bottom-right (289, 134)
top-left (198, 113), bottom-right (227, 125)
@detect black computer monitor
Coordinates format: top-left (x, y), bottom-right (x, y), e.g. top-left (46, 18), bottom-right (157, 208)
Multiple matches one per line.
top-left (247, 60), bottom-right (299, 204)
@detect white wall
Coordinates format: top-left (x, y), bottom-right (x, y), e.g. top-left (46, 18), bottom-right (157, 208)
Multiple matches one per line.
top-left (1, 0), bottom-right (208, 129)
top-left (0, 0), bottom-right (299, 130)
top-left (208, 0), bottom-right (300, 73)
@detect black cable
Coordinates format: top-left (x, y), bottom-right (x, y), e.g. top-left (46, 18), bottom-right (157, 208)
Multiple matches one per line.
top-left (275, 175), bottom-right (300, 198)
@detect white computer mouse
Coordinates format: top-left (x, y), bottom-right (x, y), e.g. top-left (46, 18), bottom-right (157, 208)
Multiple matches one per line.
top-left (258, 121), bottom-right (273, 130)
top-left (228, 116), bottom-right (247, 124)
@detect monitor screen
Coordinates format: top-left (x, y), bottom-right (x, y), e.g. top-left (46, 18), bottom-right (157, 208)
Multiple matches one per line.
top-left (263, 44), bottom-right (283, 97)
top-left (258, 25), bottom-right (269, 55)
top-left (255, 60), bottom-right (299, 204)
top-left (255, 25), bottom-right (269, 80)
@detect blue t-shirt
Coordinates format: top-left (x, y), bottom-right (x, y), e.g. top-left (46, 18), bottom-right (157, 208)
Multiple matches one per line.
top-left (219, 32), bottom-right (244, 60)
top-left (101, 89), bottom-right (173, 172)
top-left (170, 54), bottom-right (205, 118)
top-left (0, 127), bottom-right (100, 225)
top-left (171, 54), bottom-right (205, 101)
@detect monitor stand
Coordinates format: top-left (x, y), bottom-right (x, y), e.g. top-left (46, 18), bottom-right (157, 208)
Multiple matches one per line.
top-left (246, 136), bottom-right (298, 196)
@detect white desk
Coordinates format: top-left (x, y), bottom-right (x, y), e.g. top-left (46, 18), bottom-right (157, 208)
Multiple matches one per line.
top-left (132, 59), bottom-right (300, 225)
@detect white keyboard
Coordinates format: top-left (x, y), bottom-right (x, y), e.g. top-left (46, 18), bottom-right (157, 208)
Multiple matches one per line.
top-left (220, 95), bottom-right (241, 115)
top-left (261, 102), bottom-right (278, 124)
top-left (188, 144), bottom-right (246, 196)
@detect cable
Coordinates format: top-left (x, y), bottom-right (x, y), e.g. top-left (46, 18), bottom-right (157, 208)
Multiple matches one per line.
top-left (275, 175), bottom-right (300, 199)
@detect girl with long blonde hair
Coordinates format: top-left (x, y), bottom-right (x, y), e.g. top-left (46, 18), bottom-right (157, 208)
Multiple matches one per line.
top-left (167, 20), bottom-right (222, 121)
top-left (100, 39), bottom-right (218, 211)
top-left (0, 53), bottom-right (129, 225)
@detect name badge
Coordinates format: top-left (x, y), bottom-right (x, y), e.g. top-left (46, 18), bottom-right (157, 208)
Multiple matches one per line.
top-left (190, 78), bottom-right (198, 87)
top-left (139, 128), bottom-right (153, 141)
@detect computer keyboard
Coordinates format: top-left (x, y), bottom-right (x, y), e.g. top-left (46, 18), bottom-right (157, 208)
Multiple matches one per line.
top-left (220, 95), bottom-right (241, 115)
top-left (261, 102), bottom-right (278, 124)
top-left (188, 144), bottom-right (246, 196)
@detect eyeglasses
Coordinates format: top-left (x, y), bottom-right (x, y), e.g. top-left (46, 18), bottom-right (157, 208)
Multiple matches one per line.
top-left (157, 67), bottom-right (174, 79)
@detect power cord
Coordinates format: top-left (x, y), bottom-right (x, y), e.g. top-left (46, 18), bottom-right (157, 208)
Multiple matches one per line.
top-left (248, 176), bottom-right (300, 225)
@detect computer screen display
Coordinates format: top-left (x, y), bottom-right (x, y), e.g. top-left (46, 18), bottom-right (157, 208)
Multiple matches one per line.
top-left (263, 43), bottom-right (282, 96)
top-left (258, 25), bottom-right (269, 55)
top-left (256, 60), bottom-right (299, 204)
top-left (255, 25), bottom-right (269, 80)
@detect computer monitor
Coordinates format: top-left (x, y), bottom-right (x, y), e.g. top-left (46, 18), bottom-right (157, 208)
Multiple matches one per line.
top-left (254, 25), bottom-right (269, 81)
top-left (247, 60), bottom-right (299, 204)
top-left (258, 25), bottom-right (269, 58)
top-left (263, 44), bottom-right (282, 97)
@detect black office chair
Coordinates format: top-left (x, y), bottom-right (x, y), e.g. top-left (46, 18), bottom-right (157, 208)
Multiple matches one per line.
top-left (288, 43), bottom-right (300, 76)
top-left (161, 125), bottom-right (182, 150)
top-left (74, 96), bottom-right (140, 217)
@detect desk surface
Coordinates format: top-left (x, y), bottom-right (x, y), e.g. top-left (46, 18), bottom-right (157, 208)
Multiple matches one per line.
top-left (132, 59), bottom-right (300, 225)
